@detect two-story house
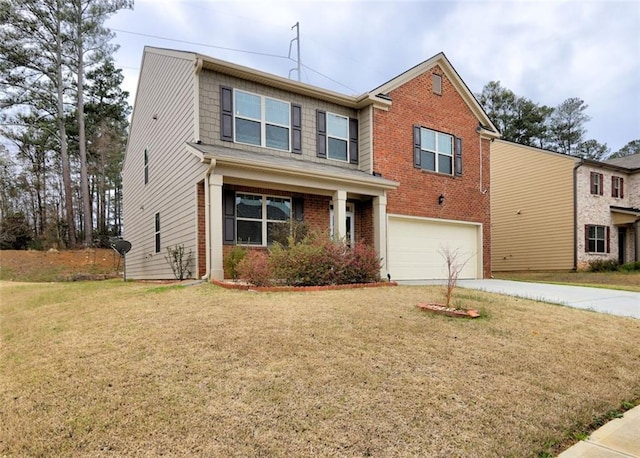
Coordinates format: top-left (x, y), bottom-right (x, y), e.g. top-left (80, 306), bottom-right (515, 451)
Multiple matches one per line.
top-left (491, 140), bottom-right (639, 271)
top-left (121, 47), bottom-right (498, 281)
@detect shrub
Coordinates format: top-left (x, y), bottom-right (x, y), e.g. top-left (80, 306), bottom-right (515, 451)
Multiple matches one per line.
top-left (224, 246), bottom-right (247, 280)
top-left (268, 219), bottom-right (309, 247)
top-left (619, 261), bottom-right (640, 272)
top-left (587, 259), bottom-right (620, 272)
top-left (270, 232), bottom-right (381, 286)
top-left (237, 250), bottom-right (273, 287)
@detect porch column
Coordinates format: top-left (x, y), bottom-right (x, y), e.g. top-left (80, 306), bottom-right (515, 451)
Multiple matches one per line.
top-left (373, 194), bottom-right (388, 278)
top-left (333, 190), bottom-right (347, 240)
top-left (208, 173), bottom-right (224, 280)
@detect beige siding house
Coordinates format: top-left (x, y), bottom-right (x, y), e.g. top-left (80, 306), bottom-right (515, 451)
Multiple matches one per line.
top-left (122, 46), bottom-right (498, 280)
top-left (491, 140), bottom-right (639, 271)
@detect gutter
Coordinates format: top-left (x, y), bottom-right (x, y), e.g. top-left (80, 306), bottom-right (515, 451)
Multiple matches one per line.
top-left (573, 160), bottom-right (585, 270)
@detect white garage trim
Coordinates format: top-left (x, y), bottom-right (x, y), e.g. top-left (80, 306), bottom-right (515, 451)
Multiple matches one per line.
top-left (387, 214), bottom-right (483, 280)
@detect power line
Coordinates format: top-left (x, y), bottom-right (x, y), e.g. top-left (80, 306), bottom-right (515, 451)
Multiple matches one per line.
top-left (111, 28), bottom-right (290, 60)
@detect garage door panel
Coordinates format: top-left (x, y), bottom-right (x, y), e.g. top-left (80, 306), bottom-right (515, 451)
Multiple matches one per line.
top-left (388, 217), bottom-right (479, 280)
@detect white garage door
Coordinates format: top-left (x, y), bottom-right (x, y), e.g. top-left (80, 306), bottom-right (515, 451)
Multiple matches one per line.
top-left (387, 216), bottom-right (481, 280)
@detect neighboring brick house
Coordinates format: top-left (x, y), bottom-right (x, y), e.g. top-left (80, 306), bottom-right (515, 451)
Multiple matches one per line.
top-left (491, 140), bottom-right (639, 271)
top-left (121, 47), bottom-right (498, 280)
top-left (576, 155), bottom-right (640, 268)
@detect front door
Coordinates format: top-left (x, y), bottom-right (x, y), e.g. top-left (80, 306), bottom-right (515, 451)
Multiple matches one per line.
top-left (618, 227), bottom-right (626, 264)
top-left (330, 203), bottom-right (355, 246)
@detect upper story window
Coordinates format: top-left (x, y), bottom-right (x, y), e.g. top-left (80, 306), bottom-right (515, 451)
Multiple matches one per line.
top-left (220, 86), bottom-right (302, 154)
top-left (236, 193), bottom-right (291, 246)
top-left (590, 172), bottom-right (603, 195)
top-left (585, 224), bottom-right (609, 253)
top-left (327, 113), bottom-right (349, 161)
top-left (611, 176), bottom-right (624, 198)
top-left (235, 90), bottom-right (290, 150)
top-left (413, 126), bottom-right (462, 176)
top-left (316, 110), bottom-right (359, 164)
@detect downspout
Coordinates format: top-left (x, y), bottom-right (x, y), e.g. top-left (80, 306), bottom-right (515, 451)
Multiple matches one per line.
top-left (201, 159), bottom-right (216, 280)
top-left (573, 160), bottom-right (585, 270)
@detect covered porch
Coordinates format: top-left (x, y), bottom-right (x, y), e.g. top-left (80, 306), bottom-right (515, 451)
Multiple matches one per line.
top-left (611, 206), bottom-right (640, 264)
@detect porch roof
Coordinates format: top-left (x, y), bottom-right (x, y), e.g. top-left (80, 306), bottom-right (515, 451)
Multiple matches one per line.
top-left (187, 142), bottom-right (399, 196)
top-left (610, 206), bottom-right (640, 225)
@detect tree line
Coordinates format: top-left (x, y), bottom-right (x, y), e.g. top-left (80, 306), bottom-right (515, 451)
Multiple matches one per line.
top-left (476, 81), bottom-right (639, 159)
top-left (1, 3), bottom-right (637, 250)
top-left (0, 0), bottom-right (132, 250)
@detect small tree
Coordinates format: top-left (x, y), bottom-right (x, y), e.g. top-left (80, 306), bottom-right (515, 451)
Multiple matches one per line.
top-left (439, 246), bottom-right (473, 308)
top-left (165, 244), bottom-right (193, 280)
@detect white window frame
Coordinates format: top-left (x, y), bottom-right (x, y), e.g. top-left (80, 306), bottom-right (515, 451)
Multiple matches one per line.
top-left (233, 89), bottom-right (291, 152)
top-left (587, 225), bottom-right (606, 253)
top-left (327, 112), bottom-right (349, 162)
top-left (591, 172), bottom-right (602, 195)
top-left (154, 212), bottom-right (160, 253)
top-left (612, 176), bottom-right (622, 198)
top-left (236, 192), bottom-right (291, 246)
top-left (420, 127), bottom-right (454, 175)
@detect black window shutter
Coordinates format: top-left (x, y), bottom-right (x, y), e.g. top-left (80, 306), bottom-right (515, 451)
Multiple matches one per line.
top-left (584, 225), bottom-right (590, 252)
top-left (413, 125), bottom-right (421, 168)
top-left (599, 173), bottom-right (604, 195)
top-left (349, 118), bottom-right (359, 164)
top-left (621, 177), bottom-right (624, 198)
top-left (223, 189), bottom-right (236, 244)
top-left (454, 137), bottom-right (463, 176)
top-left (220, 86), bottom-right (233, 142)
top-left (606, 226), bottom-right (610, 253)
top-left (293, 197), bottom-right (304, 222)
top-left (590, 173), bottom-right (595, 194)
top-left (291, 104), bottom-right (302, 154)
top-left (316, 110), bottom-right (326, 158)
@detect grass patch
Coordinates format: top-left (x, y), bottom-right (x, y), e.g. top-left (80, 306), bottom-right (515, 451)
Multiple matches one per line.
top-left (493, 271), bottom-right (640, 292)
top-left (2, 281), bottom-right (639, 456)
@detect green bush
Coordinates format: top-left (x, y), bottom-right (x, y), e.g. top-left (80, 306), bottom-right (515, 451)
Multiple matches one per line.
top-left (619, 261), bottom-right (640, 272)
top-left (587, 259), bottom-right (620, 272)
top-left (224, 246), bottom-right (247, 280)
top-left (237, 250), bottom-right (273, 287)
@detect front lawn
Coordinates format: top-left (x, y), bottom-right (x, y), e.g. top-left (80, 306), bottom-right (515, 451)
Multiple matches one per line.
top-left (493, 271), bottom-right (640, 292)
top-left (1, 280), bottom-right (639, 456)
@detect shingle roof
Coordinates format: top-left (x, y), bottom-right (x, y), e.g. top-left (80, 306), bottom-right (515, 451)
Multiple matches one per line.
top-left (603, 154), bottom-right (640, 169)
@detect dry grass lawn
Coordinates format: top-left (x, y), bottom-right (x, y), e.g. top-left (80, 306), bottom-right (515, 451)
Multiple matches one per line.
top-left (1, 280), bottom-right (639, 457)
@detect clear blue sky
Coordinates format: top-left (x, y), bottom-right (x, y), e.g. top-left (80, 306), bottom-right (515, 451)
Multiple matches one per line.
top-left (107, 0), bottom-right (640, 153)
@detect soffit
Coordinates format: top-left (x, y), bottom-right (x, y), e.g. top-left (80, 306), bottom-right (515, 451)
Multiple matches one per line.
top-left (610, 206), bottom-right (640, 225)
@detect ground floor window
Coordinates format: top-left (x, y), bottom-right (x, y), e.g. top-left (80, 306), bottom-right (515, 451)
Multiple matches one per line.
top-left (236, 193), bottom-right (291, 245)
top-left (586, 224), bottom-right (608, 253)
top-left (154, 212), bottom-right (161, 253)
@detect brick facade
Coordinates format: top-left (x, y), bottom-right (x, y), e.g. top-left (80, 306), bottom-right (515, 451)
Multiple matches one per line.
top-left (372, 65), bottom-right (492, 277)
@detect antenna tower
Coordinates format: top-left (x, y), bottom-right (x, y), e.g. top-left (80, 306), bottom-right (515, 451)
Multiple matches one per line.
top-left (288, 22), bottom-right (301, 81)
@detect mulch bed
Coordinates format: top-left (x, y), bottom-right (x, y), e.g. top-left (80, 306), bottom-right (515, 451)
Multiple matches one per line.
top-left (211, 279), bottom-right (397, 292)
top-left (417, 302), bottom-right (480, 318)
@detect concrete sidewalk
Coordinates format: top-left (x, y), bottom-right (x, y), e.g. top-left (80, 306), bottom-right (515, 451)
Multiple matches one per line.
top-left (558, 404), bottom-right (640, 457)
top-left (399, 279), bottom-right (640, 319)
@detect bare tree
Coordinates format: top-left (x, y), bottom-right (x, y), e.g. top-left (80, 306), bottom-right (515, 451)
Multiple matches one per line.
top-left (439, 245), bottom-right (473, 308)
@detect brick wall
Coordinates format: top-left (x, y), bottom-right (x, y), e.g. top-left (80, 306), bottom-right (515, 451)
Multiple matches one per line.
top-left (372, 65), bottom-right (491, 277)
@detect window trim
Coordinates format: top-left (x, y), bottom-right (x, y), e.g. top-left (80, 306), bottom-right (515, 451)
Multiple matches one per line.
top-left (416, 126), bottom-right (454, 175)
top-left (585, 224), bottom-right (609, 254)
top-left (144, 148), bottom-right (149, 184)
top-left (326, 112), bottom-right (350, 162)
top-left (154, 212), bottom-right (161, 253)
top-left (235, 192), bottom-right (292, 246)
top-left (590, 172), bottom-right (603, 195)
top-left (612, 176), bottom-right (624, 198)
top-left (233, 89), bottom-right (291, 152)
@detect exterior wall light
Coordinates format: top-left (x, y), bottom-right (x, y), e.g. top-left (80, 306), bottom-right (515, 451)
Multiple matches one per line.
top-left (438, 194), bottom-right (445, 205)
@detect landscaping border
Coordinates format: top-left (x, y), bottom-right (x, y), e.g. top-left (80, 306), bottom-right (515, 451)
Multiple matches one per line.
top-left (211, 279), bottom-right (398, 292)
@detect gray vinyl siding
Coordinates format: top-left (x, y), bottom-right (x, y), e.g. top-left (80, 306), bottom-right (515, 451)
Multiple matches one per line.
top-left (199, 69), bottom-right (360, 170)
top-left (358, 105), bottom-right (373, 173)
top-left (122, 49), bottom-right (206, 279)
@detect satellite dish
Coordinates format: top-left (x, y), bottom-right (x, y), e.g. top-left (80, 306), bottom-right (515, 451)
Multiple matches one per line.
top-left (114, 240), bottom-right (132, 256)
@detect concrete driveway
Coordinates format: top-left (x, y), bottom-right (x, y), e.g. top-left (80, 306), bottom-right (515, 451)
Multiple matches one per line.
top-left (398, 279), bottom-right (640, 319)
